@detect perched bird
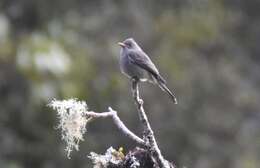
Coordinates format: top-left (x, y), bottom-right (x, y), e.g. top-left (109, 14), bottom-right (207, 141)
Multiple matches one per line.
top-left (118, 38), bottom-right (177, 104)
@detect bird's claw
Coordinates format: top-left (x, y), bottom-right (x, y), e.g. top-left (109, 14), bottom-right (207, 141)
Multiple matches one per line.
top-left (137, 98), bottom-right (143, 105)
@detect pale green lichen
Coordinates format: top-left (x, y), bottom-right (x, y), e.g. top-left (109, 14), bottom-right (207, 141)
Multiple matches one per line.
top-left (88, 147), bottom-right (124, 168)
top-left (48, 98), bottom-right (89, 158)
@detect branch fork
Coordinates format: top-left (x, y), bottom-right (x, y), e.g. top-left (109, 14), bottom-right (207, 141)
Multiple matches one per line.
top-left (49, 79), bottom-right (175, 167)
top-left (85, 108), bottom-right (146, 146)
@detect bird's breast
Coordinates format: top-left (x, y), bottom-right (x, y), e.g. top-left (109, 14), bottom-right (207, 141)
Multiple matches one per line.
top-left (119, 51), bottom-right (144, 79)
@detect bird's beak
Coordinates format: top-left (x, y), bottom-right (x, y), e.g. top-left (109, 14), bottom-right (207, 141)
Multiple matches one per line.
top-left (118, 42), bottom-right (126, 47)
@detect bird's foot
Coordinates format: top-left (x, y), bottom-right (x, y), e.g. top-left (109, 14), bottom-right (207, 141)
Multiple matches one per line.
top-left (137, 98), bottom-right (143, 105)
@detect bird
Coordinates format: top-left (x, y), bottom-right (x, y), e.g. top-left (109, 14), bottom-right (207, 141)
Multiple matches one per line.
top-left (118, 38), bottom-right (177, 104)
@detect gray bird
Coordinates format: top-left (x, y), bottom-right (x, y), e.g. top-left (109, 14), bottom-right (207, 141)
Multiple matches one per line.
top-left (118, 38), bottom-right (177, 104)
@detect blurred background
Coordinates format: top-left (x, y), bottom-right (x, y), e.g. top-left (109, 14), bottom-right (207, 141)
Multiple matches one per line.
top-left (0, 0), bottom-right (260, 168)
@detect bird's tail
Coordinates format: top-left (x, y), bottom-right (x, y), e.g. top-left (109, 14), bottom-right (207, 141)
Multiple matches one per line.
top-left (156, 74), bottom-right (178, 104)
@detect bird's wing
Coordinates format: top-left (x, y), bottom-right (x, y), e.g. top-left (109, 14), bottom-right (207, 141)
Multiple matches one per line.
top-left (128, 50), bottom-right (160, 77)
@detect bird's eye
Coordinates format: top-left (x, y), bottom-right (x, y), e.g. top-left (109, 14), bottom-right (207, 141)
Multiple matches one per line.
top-left (125, 42), bottom-right (132, 48)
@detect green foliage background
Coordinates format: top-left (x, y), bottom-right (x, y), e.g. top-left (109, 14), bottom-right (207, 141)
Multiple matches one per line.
top-left (0, 0), bottom-right (260, 168)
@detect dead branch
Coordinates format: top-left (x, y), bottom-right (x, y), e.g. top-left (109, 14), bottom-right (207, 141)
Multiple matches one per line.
top-left (86, 107), bottom-right (146, 146)
top-left (131, 79), bottom-right (173, 168)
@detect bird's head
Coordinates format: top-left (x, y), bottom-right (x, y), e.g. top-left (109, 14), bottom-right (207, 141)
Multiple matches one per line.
top-left (118, 38), bottom-right (140, 50)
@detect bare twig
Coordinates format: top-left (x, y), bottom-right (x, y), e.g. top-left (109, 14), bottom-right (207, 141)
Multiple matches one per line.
top-left (131, 79), bottom-right (173, 168)
top-left (86, 107), bottom-right (146, 146)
